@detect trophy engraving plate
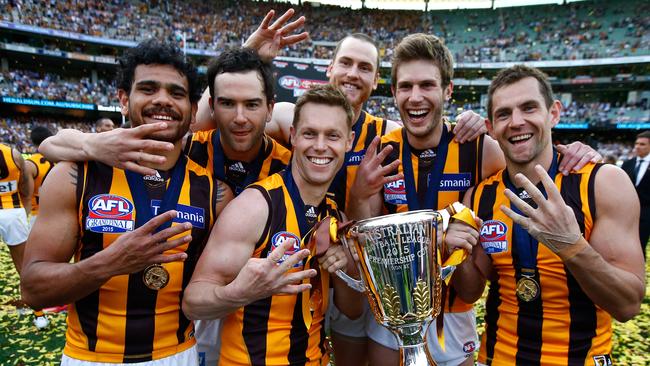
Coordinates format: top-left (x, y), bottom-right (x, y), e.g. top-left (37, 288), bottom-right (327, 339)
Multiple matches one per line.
top-left (143, 264), bottom-right (170, 290)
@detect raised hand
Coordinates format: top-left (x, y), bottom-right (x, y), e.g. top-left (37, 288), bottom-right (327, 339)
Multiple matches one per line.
top-left (105, 210), bottom-right (192, 276)
top-left (556, 141), bottom-right (602, 175)
top-left (244, 9), bottom-right (309, 62)
top-left (501, 165), bottom-right (582, 255)
top-left (227, 237), bottom-right (317, 302)
top-left (87, 122), bottom-right (174, 175)
top-left (452, 110), bottom-right (487, 143)
top-left (350, 136), bottom-right (403, 200)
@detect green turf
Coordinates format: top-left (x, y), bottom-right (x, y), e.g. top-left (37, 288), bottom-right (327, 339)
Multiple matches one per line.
top-left (0, 244), bottom-right (648, 365)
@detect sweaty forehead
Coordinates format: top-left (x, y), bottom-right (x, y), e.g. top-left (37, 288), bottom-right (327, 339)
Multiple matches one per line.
top-left (492, 77), bottom-right (544, 109)
top-left (133, 64), bottom-right (189, 89)
top-left (335, 38), bottom-right (378, 67)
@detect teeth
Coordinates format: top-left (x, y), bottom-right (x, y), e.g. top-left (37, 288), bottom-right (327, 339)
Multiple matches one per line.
top-left (309, 157), bottom-right (332, 165)
top-left (408, 109), bottom-right (428, 116)
top-left (342, 83), bottom-right (358, 90)
top-left (510, 134), bottom-right (532, 142)
top-left (151, 115), bottom-right (173, 121)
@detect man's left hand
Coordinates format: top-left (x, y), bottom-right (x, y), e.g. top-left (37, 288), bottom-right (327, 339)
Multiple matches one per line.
top-left (318, 245), bottom-right (348, 274)
top-left (453, 110), bottom-right (487, 143)
top-left (556, 142), bottom-right (602, 175)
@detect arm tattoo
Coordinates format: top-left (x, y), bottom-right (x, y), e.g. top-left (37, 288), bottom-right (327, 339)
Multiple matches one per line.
top-left (215, 180), bottom-right (226, 203)
top-left (68, 164), bottom-right (78, 185)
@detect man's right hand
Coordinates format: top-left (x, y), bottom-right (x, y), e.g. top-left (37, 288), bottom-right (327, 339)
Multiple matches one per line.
top-left (86, 122), bottom-right (174, 175)
top-left (243, 9), bottom-right (309, 62)
top-left (350, 136), bottom-right (403, 200)
top-left (224, 238), bottom-right (316, 304)
top-left (103, 210), bottom-right (192, 277)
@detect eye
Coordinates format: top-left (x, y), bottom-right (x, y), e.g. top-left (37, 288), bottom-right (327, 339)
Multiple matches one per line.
top-left (328, 132), bottom-right (341, 140)
top-left (246, 102), bottom-right (260, 109)
top-left (303, 130), bottom-right (315, 138)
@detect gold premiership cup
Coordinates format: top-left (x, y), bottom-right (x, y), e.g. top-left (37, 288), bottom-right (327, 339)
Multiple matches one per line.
top-left (336, 209), bottom-right (464, 366)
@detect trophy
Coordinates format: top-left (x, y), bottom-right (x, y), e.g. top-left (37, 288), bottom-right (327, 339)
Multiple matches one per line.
top-left (336, 209), bottom-right (469, 366)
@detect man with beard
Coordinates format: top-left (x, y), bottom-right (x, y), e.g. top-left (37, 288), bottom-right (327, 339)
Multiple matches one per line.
top-left (453, 65), bottom-right (644, 365)
top-left (21, 39), bottom-right (233, 365)
top-left (348, 34), bottom-right (602, 366)
top-left (183, 84), bottom-right (360, 366)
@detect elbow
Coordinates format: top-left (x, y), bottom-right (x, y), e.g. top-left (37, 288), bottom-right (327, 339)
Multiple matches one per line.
top-left (20, 279), bottom-right (47, 310)
top-left (181, 295), bottom-right (200, 321)
top-left (611, 297), bottom-right (643, 323)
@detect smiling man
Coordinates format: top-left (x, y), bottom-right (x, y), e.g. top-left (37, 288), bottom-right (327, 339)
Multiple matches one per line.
top-left (20, 40), bottom-right (233, 366)
top-left (454, 64), bottom-right (645, 366)
top-left (182, 84), bottom-right (361, 366)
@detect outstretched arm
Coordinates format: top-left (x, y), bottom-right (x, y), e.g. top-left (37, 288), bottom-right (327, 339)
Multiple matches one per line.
top-left (556, 141), bottom-right (602, 175)
top-left (183, 188), bottom-right (316, 320)
top-left (243, 9), bottom-right (309, 62)
top-left (39, 124), bottom-right (174, 175)
top-left (21, 162), bottom-right (193, 309)
top-left (502, 164), bottom-right (645, 322)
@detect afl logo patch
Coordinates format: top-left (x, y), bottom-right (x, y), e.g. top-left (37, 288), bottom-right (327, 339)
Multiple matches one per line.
top-left (384, 179), bottom-right (407, 205)
top-left (270, 231), bottom-right (303, 267)
top-left (480, 220), bottom-right (508, 254)
top-left (86, 194), bottom-right (135, 233)
top-left (462, 341), bottom-right (476, 354)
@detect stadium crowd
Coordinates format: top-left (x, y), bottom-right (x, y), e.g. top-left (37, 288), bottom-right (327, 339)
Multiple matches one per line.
top-left (0, 69), bottom-right (117, 105)
top-left (0, 116), bottom-right (92, 153)
top-left (1, 0), bottom-right (648, 62)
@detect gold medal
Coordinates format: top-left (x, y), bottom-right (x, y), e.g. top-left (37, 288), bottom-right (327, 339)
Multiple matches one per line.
top-left (143, 264), bottom-right (170, 290)
top-left (516, 276), bottom-right (540, 302)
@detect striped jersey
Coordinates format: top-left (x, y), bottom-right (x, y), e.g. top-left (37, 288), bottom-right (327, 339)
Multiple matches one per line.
top-left (0, 143), bottom-right (23, 209)
top-left (26, 152), bottom-right (54, 215)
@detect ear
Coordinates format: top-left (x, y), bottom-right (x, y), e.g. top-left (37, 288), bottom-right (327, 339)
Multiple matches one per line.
top-left (346, 131), bottom-right (355, 152)
top-left (549, 100), bottom-right (562, 128)
top-left (485, 118), bottom-right (495, 139)
top-left (209, 97), bottom-right (214, 115)
top-left (326, 62), bottom-right (333, 79)
top-left (289, 125), bottom-right (296, 148)
top-left (266, 101), bottom-right (275, 124)
top-left (444, 81), bottom-right (454, 101)
top-left (372, 71), bottom-right (379, 91)
top-left (191, 102), bottom-right (198, 126)
top-left (118, 89), bottom-right (129, 117)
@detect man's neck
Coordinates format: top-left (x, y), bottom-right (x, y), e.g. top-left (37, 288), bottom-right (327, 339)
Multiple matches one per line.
top-left (352, 104), bottom-right (363, 126)
top-left (506, 143), bottom-right (555, 186)
top-left (145, 141), bottom-right (183, 172)
top-left (220, 135), bottom-right (264, 163)
top-left (291, 166), bottom-right (329, 207)
top-left (406, 119), bottom-right (444, 150)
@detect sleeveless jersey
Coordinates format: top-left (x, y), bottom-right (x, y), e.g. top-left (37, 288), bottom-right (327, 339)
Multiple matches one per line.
top-left (380, 123), bottom-right (484, 313)
top-left (472, 162), bottom-right (612, 365)
top-left (26, 153), bottom-right (54, 215)
top-left (328, 111), bottom-right (388, 212)
top-left (65, 157), bottom-right (215, 363)
top-left (187, 129), bottom-right (290, 195)
top-left (0, 143), bottom-right (23, 209)
top-left (219, 169), bottom-right (339, 366)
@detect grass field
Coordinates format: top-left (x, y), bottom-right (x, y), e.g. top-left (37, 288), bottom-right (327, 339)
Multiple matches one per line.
top-left (0, 244), bottom-right (648, 365)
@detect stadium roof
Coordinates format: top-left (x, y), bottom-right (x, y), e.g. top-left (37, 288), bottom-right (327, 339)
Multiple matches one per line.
top-left (275, 0), bottom-right (587, 10)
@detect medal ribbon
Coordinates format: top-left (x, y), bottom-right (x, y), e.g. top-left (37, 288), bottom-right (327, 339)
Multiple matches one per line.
top-left (281, 167), bottom-right (329, 330)
top-left (329, 111), bottom-right (366, 208)
top-left (401, 124), bottom-right (450, 211)
top-left (125, 154), bottom-right (187, 231)
top-left (503, 149), bottom-right (559, 286)
top-left (212, 131), bottom-right (267, 195)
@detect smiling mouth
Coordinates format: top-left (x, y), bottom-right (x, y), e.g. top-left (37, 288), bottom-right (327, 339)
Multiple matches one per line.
top-left (407, 109), bottom-right (429, 119)
top-left (509, 133), bottom-right (533, 144)
top-left (341, 82), bottom-right (360, 91)
top-left (309, 157), bottom-right (333, 165)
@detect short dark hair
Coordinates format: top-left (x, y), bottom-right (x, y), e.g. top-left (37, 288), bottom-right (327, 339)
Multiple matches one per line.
top-left (637, 131), bottom-right (650, 140)
top-left (207, 48), bottom-right (274, 104)
top-left (487, 65), bottom-right (554, 122)
top-left (391, 33), bottom-right (453, 89)
top-left (332, 34), bottom-right (380, 73)
top-left (117, 39), bottom-right (201, 103)
top-left (95, 118), bottom-right (113, 128)
top-left (293, 84), bottom-right (354, 130)
top-left (30, 126), bottom-right (53, 146)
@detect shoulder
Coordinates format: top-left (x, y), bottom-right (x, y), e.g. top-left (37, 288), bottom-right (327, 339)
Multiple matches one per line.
top-left (267, 136), bottom-right (292, 162)
top-left (380, 127), bottom-right (403, 144)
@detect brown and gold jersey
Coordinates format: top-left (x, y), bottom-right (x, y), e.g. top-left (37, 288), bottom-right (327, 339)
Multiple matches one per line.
top-left (65, 157), bottom-right (215, 363)
top-left (26, 153), bottom-right (54, 215)
top-left (328, 111), bottom-right (388, 212)
top-left (379, 122), bottom-right (484, 312)
top-left (187, 130), bottom-right (290, 195)
top-left (0, 143), bottom-right (23, 209)
top-left (472, 161), bottom-right (612, 366)
top-left (219, 169), bottom-right (339, 366)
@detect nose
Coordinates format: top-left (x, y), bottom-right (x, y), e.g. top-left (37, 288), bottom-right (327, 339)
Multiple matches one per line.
top-left (314, 133), bottom-right (327, 151)
top-left (346, 65), bottom-right (360, 79)
top-left (152, 89), bottom-right (173, 106)
top-left (234, 105), bottom-right (247, 124)
top-left (510, 108), bottom-right (526, 128)
top-left (409, 85), bottom-right (424, 103)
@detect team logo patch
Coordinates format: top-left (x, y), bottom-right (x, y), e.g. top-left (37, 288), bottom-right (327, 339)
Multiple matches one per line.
top-left (346, 150), bottom-right (365, 166)
top-left (592, 354), bottom-right (612, 366)
top-left (462, 341), bottom-right (476, 354)
top-left (438, 173), bottom-right (472, 191)
top-left (86, 194), bottom-right (135, 233)
top-left (384, 179), bottom-right (407, 204)
top-left (270, 231), bottom-right (303, 267)
top-left (151, 200), bottom-right (205, 229)
top-left (480, 220), bottom-right (508, 254)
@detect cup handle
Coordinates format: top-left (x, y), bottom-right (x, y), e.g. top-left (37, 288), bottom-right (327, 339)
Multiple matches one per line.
top-left (335, 269), bottom-right (366, 292)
